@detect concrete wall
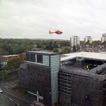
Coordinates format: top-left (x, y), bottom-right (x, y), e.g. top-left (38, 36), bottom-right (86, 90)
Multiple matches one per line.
top-left (51, 55), bottom-right (60, 105)
top-left (59, 70), bottom-right (105, 106)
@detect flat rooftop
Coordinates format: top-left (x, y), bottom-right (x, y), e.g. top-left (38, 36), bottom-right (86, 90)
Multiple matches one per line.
top-left (27, 51), bottom-right (59, 55)
top-left (61, 52), bottom-right (106, 75)
top-left (61, 62), bottom-right (106, 75)
top-left (61, 65), bottom-right (86, 72)
top-left (1, 55), bottom-right (18, 58)
top-left (61, 61), bottom-right (93, 73)
top-left (61, 52), bottom-right (106, 61)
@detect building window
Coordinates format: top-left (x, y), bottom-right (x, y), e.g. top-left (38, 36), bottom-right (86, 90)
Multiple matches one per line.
top-left (31, 54), bottom-right (35, 62)
top-left (26, 53), bottom-right (30, 61)
top-left (37, 55), bottom-right (43, 63)
top-left (26, 53), bottom-right (35, 62)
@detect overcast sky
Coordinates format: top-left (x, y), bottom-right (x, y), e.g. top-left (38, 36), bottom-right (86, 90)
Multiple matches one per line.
top-left (0, 0), bottom-right (106, 40)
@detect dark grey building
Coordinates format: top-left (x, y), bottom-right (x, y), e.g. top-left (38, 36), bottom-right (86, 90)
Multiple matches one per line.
top-left (59, 52), bottom-right (106, 106)
top-left (18, 51), bottom-right (60, 106)
top-left (18, 51), bottom-right (106, 106)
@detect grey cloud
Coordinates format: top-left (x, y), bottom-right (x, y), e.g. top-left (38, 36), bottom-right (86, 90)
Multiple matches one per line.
top-left (0, 0), bottom-right (106, 40)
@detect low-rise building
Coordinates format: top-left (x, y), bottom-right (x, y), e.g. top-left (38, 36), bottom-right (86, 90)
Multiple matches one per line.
top-left (80, 44), bottom-right (106, 52)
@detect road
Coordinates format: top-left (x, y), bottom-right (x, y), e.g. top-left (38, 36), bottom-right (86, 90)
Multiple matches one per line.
top-left (0, 81), bottom-right (41, 106)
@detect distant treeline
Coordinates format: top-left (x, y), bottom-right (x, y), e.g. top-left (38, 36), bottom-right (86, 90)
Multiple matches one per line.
top-left (0, 38), bottom-right (105, 55)
top-left (0, 38), bottom-right (70, 55)
top-left (80, 40), bottom-right (105, 45)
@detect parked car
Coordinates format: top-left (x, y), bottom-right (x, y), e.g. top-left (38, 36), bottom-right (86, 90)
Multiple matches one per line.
top-left (0, 89), bottom-right (3, 93)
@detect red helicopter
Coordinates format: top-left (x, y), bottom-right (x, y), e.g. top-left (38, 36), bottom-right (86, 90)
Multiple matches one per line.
top-left (49, 30), bottom-right (63, 34)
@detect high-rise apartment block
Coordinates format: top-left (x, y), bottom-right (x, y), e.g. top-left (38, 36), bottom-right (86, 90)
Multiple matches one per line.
top-left (84, 36), bottom-right (92, 43)
top-left (70, 36), bottom-right (80, 47)
top-left (101, 33), bottom-right (106, 43)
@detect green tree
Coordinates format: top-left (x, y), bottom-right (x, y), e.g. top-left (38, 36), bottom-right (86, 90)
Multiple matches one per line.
top-left (0, 70), bottom-right (8, 81)
top-left (80, 41), bottom-right (86, 45)
top-left (37, 43), bottom-right (42, 48)
top-left (0, 62), bottom-right (2, 71)
top-left (1, 44), bottom-right (13, 54)
top-left (64, 47), bottom-right (70, 53)
top-left (53, 48), bottom-right (59, 52)
top-left (91, 40), bottom-right (101, 45)
top-left (49, 41), bottom-right (53, 50)
top-left (104, 42), bottom-right (106, 45)
top-left (45, 41), bottom-right (53, 50)
top-left (15, 46), bottom-right (25, 54)
top-left (7, 57), bottom-right (24, 70)
top-left (53, 41), bottom-right (58, 48)
top-left (86, 40), bottom-right (90, 44)
top-left (0, 55), bottom-right (2, 71)
top-left (73, 45), bottom-right (76, 52)
top-left (76, 44), bottom-right (80, 51)
top-left (24, 49), bottom-right (30, 53)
